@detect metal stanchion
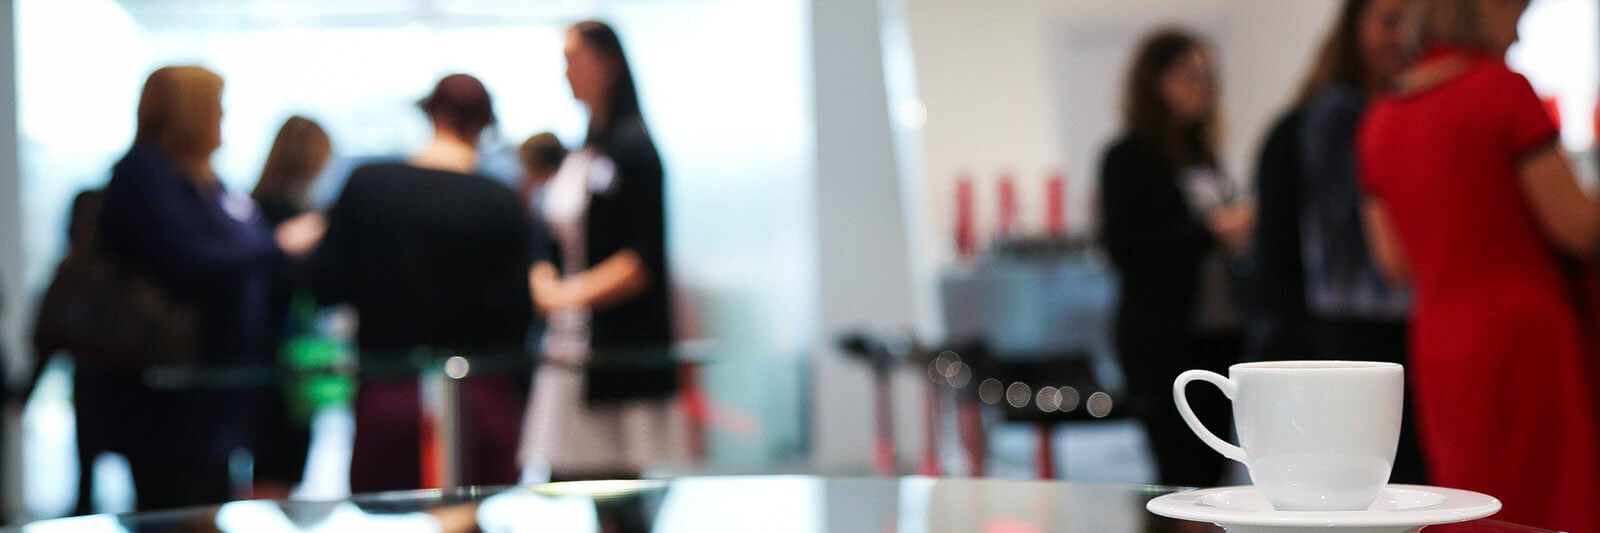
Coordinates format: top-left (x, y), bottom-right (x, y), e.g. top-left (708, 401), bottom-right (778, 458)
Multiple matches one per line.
top-left (440, 356), bottom-right (469, 490)
top-left (919, 384), bottom-right (943, 476)
top-left (871, 355), bottom-right (896, 476)
top-left (422, 355), bottom-right (470, 490)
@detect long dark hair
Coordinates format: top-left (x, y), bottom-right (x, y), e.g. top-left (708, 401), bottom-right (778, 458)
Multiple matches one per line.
top-left (1122, 28), bottom-right (1218, 167)
top-left (1297, 0), bottom-right (1375, 104)
top-left (252, 115), bottom-right (331, 206)
top-left (571, 20), bottom-right (644, 145)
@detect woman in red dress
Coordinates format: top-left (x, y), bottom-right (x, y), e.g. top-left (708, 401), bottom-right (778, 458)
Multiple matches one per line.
top-left (1357, 1), bottom-right (1600, 530)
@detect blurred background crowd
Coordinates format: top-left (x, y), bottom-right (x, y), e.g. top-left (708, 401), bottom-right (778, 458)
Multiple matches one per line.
top-left (0, 0), bottom-right (1598, 531)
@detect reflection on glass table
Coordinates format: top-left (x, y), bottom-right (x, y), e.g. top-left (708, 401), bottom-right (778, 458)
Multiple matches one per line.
top-left (126, 345), bottom-right (714, 491)
top-left (7, 476), bottom-right (1552, 533)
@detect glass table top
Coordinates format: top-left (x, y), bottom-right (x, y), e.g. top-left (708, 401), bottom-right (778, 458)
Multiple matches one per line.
top-left (114, 344), bottom-right (711, 391)
top-left (6, 476), bottom-right (1550, 533)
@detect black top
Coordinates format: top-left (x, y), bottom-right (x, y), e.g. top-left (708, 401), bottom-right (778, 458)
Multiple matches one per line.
top-left (569, 114), bottom-right (677, 402)
top-left (1098, 136), bottom-right (1214, 333)
top-left (257, 197), bottom-right (306, 354)
top-left (305, 163), bottom-right (534, 359)
top-left (1243, 108), bottom-right (1314, 360)
top-left (581, 115), bottom-right (672, 347)
top-left (257, 197), bottom-right (303, 229)
top-left (1296, 85), bottom-right (1409, 319)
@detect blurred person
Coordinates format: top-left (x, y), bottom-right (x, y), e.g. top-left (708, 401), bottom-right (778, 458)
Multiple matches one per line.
top-left (1, 369), bottom-right (7, 525)
top-left (253, 116), bottom-right (331, 226)
top-left (1358, 0), bottom-right (1600, 529)
top-left (518, 132), bottom-right (568, 205)
top-left (520, 20), bottom-right (682, 481)
top-left (1242, 110), bottom-right (1313, 362)
top-left (1249, 0), bottom-right (1427, 484)
top-left (247, 115), bottom-right (332, 499)
top-left (94, 66), bottom-right (323, 510)
top-left (1097, 28), bottom-right (1252, 488)
top-left (304, 74), bottom-right (534, 492)
top-left (31, 189), bottom-right (106, 515)
top-left (516, 132), bottom-right (567, 347)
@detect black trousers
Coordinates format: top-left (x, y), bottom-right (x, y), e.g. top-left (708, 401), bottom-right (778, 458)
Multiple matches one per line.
top-left (1309, 318), bottom-right (1429, 485)
top-left (1121, 330), bottom-right (1241, 488)
top-left (250, 386), bottom-right (312, 486)
top-left (75, 365), bottom-right (245, 513)
top-left (71, 368), bottom-right (226, 515)
top-left (126, 457), bottom-right (232, 512)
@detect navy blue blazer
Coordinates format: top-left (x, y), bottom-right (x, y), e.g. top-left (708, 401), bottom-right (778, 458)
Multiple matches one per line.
top-left (97, 145), bottom-right (280, 461)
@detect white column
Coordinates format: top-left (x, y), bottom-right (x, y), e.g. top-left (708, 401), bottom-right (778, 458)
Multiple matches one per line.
top-left (0, 0), bottom-right (25, 520)
top-left (809, 0), bottom-right (921, 472)
top-left (0, 2), bottom-right (20, 370)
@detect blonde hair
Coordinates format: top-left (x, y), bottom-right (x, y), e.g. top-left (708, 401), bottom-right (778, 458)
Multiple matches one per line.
top-left (253, 116), bottom-right (332, 205)
top-left (133, 66), bottom-right (224, 163)
top-left (1407, 0), bottom-right (1497, 54)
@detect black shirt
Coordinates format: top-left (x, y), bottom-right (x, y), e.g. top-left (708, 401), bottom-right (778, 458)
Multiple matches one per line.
top-left (305, 163), bottom-right (534, 357)
top-left (1098, 136), bottom-right (1215, 332)
top-left (1244, 108), bottom-right (1315, 360)
top-left (573, 114), bottom-right (677, 402)
top-left (582, 115), bottom-right (673, 348)
top-left (257, 196), bottom-right (306, 352)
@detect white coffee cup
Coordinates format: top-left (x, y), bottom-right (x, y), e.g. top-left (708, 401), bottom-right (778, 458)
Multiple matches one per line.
top-left (1174, 361), bottom-right (1403, 511)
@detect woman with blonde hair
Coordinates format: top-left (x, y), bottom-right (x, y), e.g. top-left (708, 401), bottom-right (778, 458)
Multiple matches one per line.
top-left (1358, 0), bottom-right (1600, 528)
top-left (96, 66), bottom-right (321, 509)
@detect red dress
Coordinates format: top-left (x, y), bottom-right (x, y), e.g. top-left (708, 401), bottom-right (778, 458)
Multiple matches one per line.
top-left (1359, 48), bottom-right (1600, 532)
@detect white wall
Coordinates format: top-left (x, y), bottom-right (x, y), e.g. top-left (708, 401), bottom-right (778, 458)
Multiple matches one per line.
top-left (809, 0), bottom-right (921, 473)
top-left (1510, 0), bottom-right (1600, 152)
top-left (902, 0), bottom-right (1339, 273)
top-left (1217, 0), bottom-right (1346, 182)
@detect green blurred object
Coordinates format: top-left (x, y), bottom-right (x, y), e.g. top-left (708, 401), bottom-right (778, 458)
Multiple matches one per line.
top-left (279, 293), bottom-right (354, 425)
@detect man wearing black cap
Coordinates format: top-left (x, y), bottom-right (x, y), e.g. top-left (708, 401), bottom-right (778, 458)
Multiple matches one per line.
top-left (304, 73), bottom-right (534, 492)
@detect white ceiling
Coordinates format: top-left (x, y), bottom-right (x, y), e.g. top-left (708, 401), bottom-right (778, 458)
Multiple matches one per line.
top-left (112, 0), bottom-right (669, 29)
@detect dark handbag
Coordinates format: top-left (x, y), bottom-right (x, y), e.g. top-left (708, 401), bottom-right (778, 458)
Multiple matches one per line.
top-left (33, 246), bottom-right (199, 369)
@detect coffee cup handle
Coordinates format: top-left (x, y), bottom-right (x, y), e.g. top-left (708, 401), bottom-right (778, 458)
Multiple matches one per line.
top-left (1174, 370), bottom-right (1248, 463)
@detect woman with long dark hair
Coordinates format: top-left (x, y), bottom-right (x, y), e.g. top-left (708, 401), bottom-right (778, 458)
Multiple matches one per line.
top-left (1294, 0), bottom-right (1412, 350)
top-left (253, 116), bottom-right (331, 220)
top-left (1249, 0), bottom-right (1426, 484)
top-left (248, 115), bottom-right (332, 499)
top-left (1098, 28), bottom-right (1251, 488)
top-left (521, 20), bottom-right (681, 480)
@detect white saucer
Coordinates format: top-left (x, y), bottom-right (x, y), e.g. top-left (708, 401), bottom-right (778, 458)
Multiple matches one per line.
top-left (1146, 485), bottom-right (1501, 533)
